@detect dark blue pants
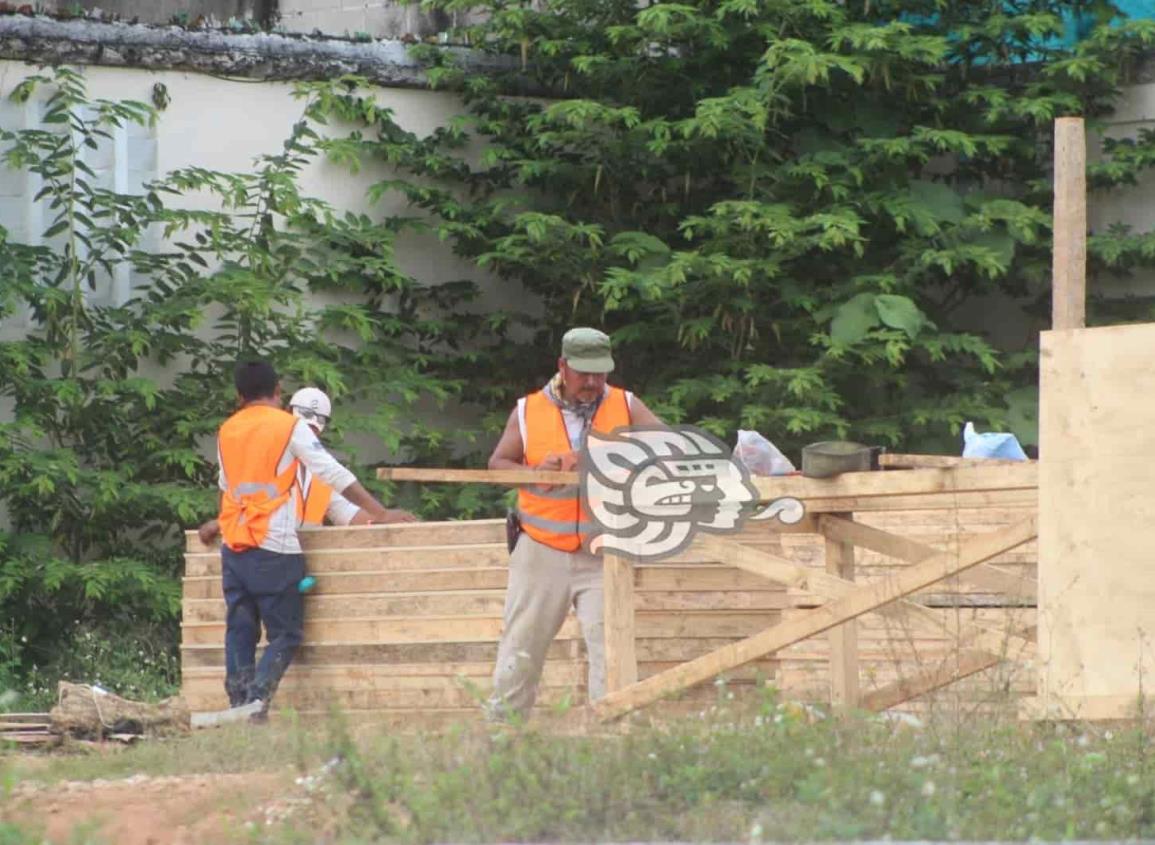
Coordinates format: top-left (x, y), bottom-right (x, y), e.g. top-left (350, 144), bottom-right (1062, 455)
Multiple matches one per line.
top-left (221, 546), bottom-right (305, 708)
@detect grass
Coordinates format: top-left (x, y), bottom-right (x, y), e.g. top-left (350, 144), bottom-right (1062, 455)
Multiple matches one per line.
top-left (5, 694), bottom-right (1155, 843)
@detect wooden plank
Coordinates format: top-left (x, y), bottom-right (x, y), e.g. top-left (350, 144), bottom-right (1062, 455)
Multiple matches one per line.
top-left (377, 467), bottom-right (577, 486)
top-left (592, 516), bottom-right (1037, 720)
top-left (182, 566), bottom-right (789, 601)
top-left (879, 454), bottom-right (1032, 469)
top-left (825, 513), bottom-right (858, 711)
top-left (182, 636), bottom-right (781, 669)
top-left (184, 658), bottom-right (777, 688)
top-left (0, 712), bottom-right (50, 722)
top-left (182, 662), bottom-right (588, 693)
top-left (860, 649), bottom-right (1003, 711)
top-left (181, 610), bottom-right (783, 646)
top-left (800, 490), bottom-right (1036, 513)
top-left (184, 519), bottom-right (507, 554)
top-left (376, 465), bottom-right (1037, 503)
top-left (858, 621), bottom-right (1038, 711)
top-left (604, 553), bottom-right (639, 691)
top-left (184, 544), bottom-right (508, 577)
top-left (817, 515), bottom-right (1036, 600)
top-left (1051, 116), bottom-right (1086, 330)
top-left (184, 589), bottom-right (788, 619)
top-left (751, 464), bottom-right (1036, 503)
top-left (182, 591), bottom-right (509, 622)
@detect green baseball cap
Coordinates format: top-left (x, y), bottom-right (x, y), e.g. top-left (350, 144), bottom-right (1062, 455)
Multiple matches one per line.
top-left (561, 327), bottom-right (615, 373)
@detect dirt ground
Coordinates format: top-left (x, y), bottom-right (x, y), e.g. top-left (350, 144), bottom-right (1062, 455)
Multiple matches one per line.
top-left (4, 768), bottom-right (297, 845)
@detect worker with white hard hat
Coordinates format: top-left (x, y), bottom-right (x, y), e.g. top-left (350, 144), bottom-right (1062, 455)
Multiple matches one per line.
top-left (288, 387), bottom-right (416, 527)
top-left (197, 385), bottom-right (416, 542)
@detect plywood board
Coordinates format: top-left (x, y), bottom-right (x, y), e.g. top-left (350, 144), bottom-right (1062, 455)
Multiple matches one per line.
top-left (1039, 324), bottom-right (1155, 708)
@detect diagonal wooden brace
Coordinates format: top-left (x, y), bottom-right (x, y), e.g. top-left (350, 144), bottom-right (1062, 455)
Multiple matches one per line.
top-left (591, 516), bottom-right (1037, 721)
top-left (691, 534), bottom-right (1035, 658)
top-left (860, 624), bottom-right (1038, 712)
top-left (816, 514), bottom-right (1036, 601)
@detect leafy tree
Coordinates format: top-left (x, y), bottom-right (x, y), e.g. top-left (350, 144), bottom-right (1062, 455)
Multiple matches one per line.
top-left (308, 0), bottom-right (1155, 455)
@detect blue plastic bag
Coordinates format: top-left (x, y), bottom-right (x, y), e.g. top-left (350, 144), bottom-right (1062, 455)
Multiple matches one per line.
top-left (961, 422), bottom-right (1028, 461)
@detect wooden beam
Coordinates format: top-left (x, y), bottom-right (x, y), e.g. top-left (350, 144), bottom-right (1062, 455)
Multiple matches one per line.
top-left (825, 513), bottom-right (858, 711)
top-left (860, 649), bottom-right (1001, 712)
top-left (816, 514), bottom-right (1037, 601)
top-left (377, 467), bottom-right (577, 486)
top-left (1052, 116), bottom-right (1087, 331)
top-left (377, 465), bottom-right (1037, 510)
top-left (694, 535), bottom-right (1034, 657)
top-left (879, 454), bottom-right (1032, 469)
top-left (802, 490), bottom-right (1036, 513)
top-left (861, 624), bottom-right (1038, 711)
top-left (604, 553), bottom-right (639, 691)
top-left (592, 516), bottom-right (1037, 720)
top-left (751, 463), bottom-right (1036, 503)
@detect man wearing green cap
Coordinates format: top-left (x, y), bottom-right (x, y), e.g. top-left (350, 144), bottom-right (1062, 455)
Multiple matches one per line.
top-left (486, 327), bottom-right (661, 719)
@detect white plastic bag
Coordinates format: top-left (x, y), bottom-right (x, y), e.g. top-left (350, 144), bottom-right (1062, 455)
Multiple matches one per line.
top-left (733, 429), bottom-right (796, 476)
top-left (961, 421), bottom-right (1028, 461)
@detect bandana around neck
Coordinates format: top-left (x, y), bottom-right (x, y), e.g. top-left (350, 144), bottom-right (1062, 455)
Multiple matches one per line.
top-left (544, 372), bottom-right (601, 414)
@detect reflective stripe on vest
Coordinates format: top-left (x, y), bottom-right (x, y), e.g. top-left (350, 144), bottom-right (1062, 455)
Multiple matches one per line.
top-left (217, 405), bottom-right (300, 552)
top-left (517, 387), bottom-right (631, 552)
top-left (301, 471), bottom-right (334, 526)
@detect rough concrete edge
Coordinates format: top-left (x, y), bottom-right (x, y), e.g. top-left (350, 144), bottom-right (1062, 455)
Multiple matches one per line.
top-left (0, 15), bottom-right (515, 89)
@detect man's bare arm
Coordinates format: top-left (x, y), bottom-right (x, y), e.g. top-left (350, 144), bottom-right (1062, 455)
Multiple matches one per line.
top-left (489, 409), bottom-right (527, 470)
top-left (489, 407), bottom-right (564, 474)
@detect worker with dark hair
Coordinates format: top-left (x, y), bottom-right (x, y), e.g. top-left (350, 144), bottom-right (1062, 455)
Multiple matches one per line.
top-left (199, 361), bottom-right (413, 719)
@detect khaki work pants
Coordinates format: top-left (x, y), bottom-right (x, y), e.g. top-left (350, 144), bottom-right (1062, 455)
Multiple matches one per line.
top-left (488, 533), bottom-right (605, 719)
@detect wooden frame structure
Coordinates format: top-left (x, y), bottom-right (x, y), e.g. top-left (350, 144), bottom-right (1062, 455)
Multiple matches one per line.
top-left (184, 116), bottom-right (1146, 724)
top-left (378, 464), bottom-right (1039, 720)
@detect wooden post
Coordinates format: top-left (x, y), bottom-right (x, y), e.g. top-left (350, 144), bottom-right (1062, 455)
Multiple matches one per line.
top-left (1052, 116), bottom-right (1087, 330)
top-left (603, 552), bottom-right (638, 691)
top-left (825, 514), bottom-right (859, 711)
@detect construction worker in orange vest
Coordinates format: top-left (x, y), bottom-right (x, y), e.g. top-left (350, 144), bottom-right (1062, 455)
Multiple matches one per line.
top-left (288, 386), bottom-right (416, 527)
top-left (198, 388), bottom-right (415, 537)
top-left (485, 327), bottom-right (662, 719)
top-left (198, 361), bottom-right (412, 719)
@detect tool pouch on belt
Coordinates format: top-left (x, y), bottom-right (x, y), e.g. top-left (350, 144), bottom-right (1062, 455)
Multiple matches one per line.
top-left (505, 508), bottom-right (522, 554)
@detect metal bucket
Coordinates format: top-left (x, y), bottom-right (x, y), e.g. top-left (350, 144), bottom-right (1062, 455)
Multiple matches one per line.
top-left (801, 441), bottom-right (874, 478)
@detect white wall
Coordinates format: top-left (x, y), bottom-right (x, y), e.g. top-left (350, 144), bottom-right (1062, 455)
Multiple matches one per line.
top-left (0, 61), bottom-right (527, 467)
top-left (0, 60), bottom-right (517, 312)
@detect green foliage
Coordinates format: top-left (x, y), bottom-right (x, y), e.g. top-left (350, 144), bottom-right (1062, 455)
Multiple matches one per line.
top-left (326, 0), bottom-right (1155, 455)
top-left (264, 704), bottom-right (1155, 843)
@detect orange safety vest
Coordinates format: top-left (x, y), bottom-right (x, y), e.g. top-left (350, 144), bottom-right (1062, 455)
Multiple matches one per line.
top-left (217, 405), bottom-right (302, 552)
top-left (518, 387), bottom-right (631, 552)
top-left (301, 472), bottom-right (334, 527)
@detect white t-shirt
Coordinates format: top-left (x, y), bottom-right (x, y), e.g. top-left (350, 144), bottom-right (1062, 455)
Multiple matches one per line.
top-left (218, 418), bottom-right (358, 554)
top-left (299, 467), bottom-right (361, 526)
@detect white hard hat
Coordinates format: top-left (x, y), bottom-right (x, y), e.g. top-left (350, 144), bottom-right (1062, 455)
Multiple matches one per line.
top-left (289, 387), bottom-right (332, 431)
